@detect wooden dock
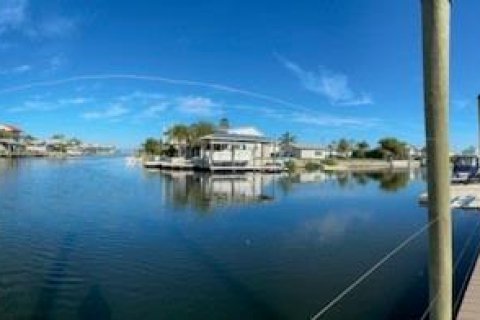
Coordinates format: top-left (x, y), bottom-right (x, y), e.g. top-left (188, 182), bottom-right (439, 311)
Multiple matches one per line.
top-left (457, 255), bottom-right (480, 319)
top-left (420, 183), bottom-right (480, 318)
top-left (419, 184), bottom-right (480, 210)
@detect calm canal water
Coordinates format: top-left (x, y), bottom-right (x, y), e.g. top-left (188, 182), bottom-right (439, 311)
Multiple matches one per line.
top-left (0, 157), bottom-right (479, 320)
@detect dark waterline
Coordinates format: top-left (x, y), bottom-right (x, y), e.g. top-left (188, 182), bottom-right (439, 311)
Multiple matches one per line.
top-left (0, 158), bottom-right (478, 319)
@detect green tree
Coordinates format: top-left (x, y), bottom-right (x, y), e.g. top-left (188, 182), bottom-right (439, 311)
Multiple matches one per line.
top-left (68, 138), bottom-right (82, 146)
top-left (352, 140), bottom-right (370, 158)
top-left (337, 138), bottom-right (351, 156)
top-left (378, 137), bottom-right (408, 159)
top-left (51, 134), bottom-right (65, 140)
top-left (279, 131), bottom-right (296, 148)
top-left (218, 118), bottom-right (230, 131)
top-left (24, 134), bottom-right (37, 142)
top-left (462, 146), bottom-right (476, 155)
top-left (166, 124), bottom-right (190, 144)
top-left (189, 121), bottom-right (215, 144)
top-left (357, 141), bottom-right (369, 150)
top-left (143, 138), bottom-right (163, 155)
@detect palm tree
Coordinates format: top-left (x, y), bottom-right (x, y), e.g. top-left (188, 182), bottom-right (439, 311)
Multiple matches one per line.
top-left (337, 138), bottom-right (350, 154)
top-left (143, 138), bottom-right (163, 155)
top-left (357, 141), bottom-right (369, 150)
top-left (189, 122), bottom-right (215, 144)
top-left (166, 124), bottom-right (190, 144)
top-left (218, 118), bottom-right (230, 131)
top-left (354, 140), bottom-right (370, 158)
top-left (166, 124), bottom-right (190, 156)
top-left (279, 131), bottom-right (296, 147)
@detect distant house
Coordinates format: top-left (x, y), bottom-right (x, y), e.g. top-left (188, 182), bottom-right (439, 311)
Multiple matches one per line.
top-left (25, 140), bottom-right (48, 156)
top-left (407, 145), bottom-right (424, 159)
top-left (283, 143), bottom-right (328, 160)
top-left (0, 124), bottom-right (24, 154)
top-left (0, 124), bottom-right (22, 140)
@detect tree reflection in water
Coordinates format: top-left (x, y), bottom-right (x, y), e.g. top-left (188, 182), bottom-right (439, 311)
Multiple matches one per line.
top-left (148, 168), bottom-right (422, 212)
top-left (278, 169), bottom-right (421, 194)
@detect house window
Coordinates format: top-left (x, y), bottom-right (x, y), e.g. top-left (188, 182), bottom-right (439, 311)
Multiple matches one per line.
top-left (315, 151), bottom-right (324, 156)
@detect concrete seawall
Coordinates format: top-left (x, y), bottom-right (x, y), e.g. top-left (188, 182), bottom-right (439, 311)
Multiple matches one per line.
top-left (294, 159), bottom-right (421, 171)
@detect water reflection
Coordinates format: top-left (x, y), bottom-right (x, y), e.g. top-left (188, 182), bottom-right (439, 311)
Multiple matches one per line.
top-left (149, 169), bottom-right (423, 211)
top-left (157, 171), bottom-right (277, 212)
top-left (0, 159), bottom-right (19, 175)
top-left (277, 169), bottom-right (422, 194)
top-left (302, 208), bottom-right (373, 243)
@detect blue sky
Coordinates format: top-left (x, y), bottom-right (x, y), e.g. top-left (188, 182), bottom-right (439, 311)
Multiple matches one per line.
top-left (0, 0), bottom-right (479, 150)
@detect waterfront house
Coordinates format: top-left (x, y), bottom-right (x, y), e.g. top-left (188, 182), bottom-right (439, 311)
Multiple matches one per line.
top-left (193, 127), bottom-right (280, 171)
top-left (282, 143), bottom-right (328, 160)
top-left (25, 140), bottom-right (49, 156)
top-left (406, 145), bottom-right (425, 160)
top-left (0, 124), bottom-right (24, 155)
top-left (0, 124), bottom-right (22, 140)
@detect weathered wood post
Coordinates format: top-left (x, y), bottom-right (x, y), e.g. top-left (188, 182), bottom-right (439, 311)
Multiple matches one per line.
top-left (421, 0), bottom-right (452, 319)
top-left (477, 95), bottom-right (480, 155)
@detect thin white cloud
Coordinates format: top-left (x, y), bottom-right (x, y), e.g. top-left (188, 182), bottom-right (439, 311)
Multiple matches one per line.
top-left (233, 104), bottom-right (379, 128)
top-left (35, 16), bottom-right (77, 38)
top-left (13, 64), bottom-right (31, 73)
top-left (278, 56), bottom-right (373, 106)
top-left (177, 96), bottom-right (219, 116)
top-left (117, 91), bottom-right (165, 103)
top-left (7, 100), bottom-right (56, 113)
top-left (0, 0), bottom-right (76, 39)
top-left (136, 103), bottom-right (169, 119)
top-left (82, 104), bottom-right (129, 120)
top-left (47, 55), bottom-right (67, 72)
top-left (59, 97), bottom-right (91, 105)
top-left (0, 64), bottom-right (32, 75)
top-left (0, 0), bottom-right (27, 34)
top-left (452, 98), bottom-right (470, 110)
top-left (292, 112), bottom-right (379, 127)
top-left (0, 74), bottom-right (306, 113)
top-left (0, 73), bottom-right (381, 129)
top-left (7, 96), bottom-right (91, 113)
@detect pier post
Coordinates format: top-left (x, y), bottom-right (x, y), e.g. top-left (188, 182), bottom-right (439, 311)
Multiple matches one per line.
top-left (421, 1), bottom-right (452, 319)
top-left (477, 95), bottom-right (480, 155)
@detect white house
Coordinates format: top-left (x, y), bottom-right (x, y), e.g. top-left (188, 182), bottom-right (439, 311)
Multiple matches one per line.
top-left (406, 145), bottom-right (424, 159)
top-left (0, 124), bottom-right (22, 139)
top-left (0, 124), bottom-right (24, 154)
top-left (283, 143), bottom-right (328, 160)
top-left (194, 127), bottom-right (280, 171)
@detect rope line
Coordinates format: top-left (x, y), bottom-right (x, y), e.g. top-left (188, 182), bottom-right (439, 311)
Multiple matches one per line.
top-left (310, 218), bottom-right (438, 320)
top-left (419, 218), bottom-right (480, 320)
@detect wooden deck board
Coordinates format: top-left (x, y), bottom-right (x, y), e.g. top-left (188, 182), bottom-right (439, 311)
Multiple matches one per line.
top-left (457, 252), bottom-right (480, 319)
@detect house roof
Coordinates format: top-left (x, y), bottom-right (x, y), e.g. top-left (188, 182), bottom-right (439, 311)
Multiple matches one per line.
top-left (0, 124), bottom-right (22, 133)
top-left (200, 126), bottom-right (271, 143)
top-left (200, 132), bottom-right (271, 143)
